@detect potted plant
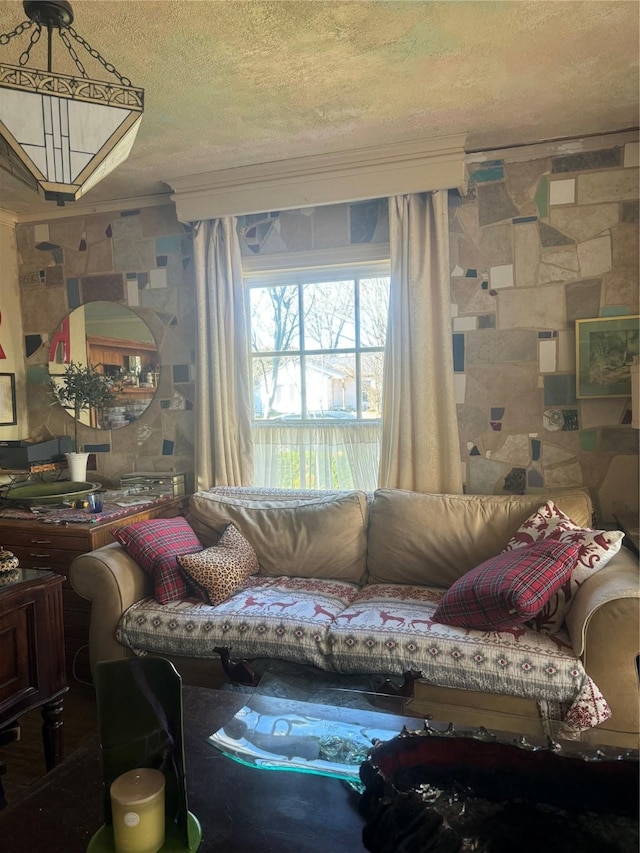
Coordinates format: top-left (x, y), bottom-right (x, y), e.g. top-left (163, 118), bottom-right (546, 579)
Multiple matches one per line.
top-left (49, 362), bottom-right (119, 481)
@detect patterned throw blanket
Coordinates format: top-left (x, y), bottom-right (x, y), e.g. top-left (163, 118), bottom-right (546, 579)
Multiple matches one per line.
top-left (0, 494), bottom-right (172, 524)
top-left (117, 575), bottom-right (611, 738)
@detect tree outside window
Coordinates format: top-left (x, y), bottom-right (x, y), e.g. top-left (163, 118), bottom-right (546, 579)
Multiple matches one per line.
top-left (249, 271), bottom-right (390, 422)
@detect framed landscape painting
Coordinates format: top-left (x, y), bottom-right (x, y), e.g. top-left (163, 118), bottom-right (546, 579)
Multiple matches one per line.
top-left (576, 316), bottom-right (640, 398)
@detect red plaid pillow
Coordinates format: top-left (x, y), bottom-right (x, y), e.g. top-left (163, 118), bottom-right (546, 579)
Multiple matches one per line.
top-left (432, 540), bottom-right (580, 631)
top-left (502, 501), bottom-right (624, 633)
top-left (112, 517), bottom-right (203, 604)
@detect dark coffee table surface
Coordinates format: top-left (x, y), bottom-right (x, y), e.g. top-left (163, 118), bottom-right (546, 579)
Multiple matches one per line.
top-left (0, 686), bottom-right (413, 852)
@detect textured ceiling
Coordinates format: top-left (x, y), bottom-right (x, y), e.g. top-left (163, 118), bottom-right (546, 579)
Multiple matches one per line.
top-left (0, 0), bottom-right (638, 215)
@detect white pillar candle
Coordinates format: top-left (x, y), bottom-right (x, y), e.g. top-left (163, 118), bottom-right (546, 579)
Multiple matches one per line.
top-left (110, 768), bottom-right (165, 853)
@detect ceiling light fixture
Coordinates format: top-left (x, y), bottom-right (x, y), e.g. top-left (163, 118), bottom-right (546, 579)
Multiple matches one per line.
top-left (0, 0), bottom-right (144, 206)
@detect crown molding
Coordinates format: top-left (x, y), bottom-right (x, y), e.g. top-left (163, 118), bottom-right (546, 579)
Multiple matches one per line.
top-left (10, 192), bottom-right (173, 224)
top-left (466, 129), bottom-right (639, 164)
top-left (169, 133), bottom-right (467, 222)
top-left (0, 208), bottom-right (17, 227)
top-left (6, 130), bottom-right (635, 226)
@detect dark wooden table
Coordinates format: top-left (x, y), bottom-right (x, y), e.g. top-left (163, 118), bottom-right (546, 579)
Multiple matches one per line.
top-left (0, 686), bottom-right (413, 852)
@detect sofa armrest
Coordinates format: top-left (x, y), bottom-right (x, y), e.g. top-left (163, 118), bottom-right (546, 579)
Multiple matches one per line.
top-left (70, 542), bottom-right (153, 676)
top-left (565, 548), bottom-right (639, 737)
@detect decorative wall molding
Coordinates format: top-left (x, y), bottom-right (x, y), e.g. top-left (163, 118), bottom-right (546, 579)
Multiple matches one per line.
top-left (169, 134), bottom-right (467, 222)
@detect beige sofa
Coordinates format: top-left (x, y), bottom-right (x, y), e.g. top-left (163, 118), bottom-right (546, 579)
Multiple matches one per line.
top-left (69, 487), bottom-right (639, 747)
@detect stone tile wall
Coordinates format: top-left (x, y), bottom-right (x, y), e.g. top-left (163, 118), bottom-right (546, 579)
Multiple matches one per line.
top-left (14, 141), bottom-right (638, 519)
top-left (16, 205), bottom-right (196, 488)
top-left (453, 142), bottom-right (639, 521)
top-left (237, 198), bottom-right (389, 255)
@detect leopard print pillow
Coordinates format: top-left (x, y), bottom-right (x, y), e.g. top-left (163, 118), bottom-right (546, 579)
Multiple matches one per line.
top-left (178, 524), bottom-right (259, 605)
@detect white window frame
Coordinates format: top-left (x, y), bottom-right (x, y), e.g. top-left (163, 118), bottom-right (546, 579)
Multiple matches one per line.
top-left (244, 248), bottom-right (390, 490)
top-left (245, 257), bottom-right (390, 424)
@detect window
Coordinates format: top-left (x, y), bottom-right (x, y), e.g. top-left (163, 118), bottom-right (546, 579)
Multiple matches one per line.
top-left (247, 264), bottom-right (390, 490)
top-left (249, 267), bottom-right (390, 421)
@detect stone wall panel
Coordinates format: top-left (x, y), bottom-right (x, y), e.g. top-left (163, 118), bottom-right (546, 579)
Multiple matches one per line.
top-left (14, 143), bottom-right (639, 518)
top-left (17, 205), bottom-right (196, 488)
top-left (455, 144), bottom-right (638, 515)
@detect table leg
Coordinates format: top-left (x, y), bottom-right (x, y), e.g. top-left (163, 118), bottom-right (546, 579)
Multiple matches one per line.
top-left (41, 696), bottom-right (64, 771)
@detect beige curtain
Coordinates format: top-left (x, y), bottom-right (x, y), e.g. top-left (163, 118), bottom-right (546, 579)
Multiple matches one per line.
top-left (378, 191), bottom-right (463, 494)
top-left (193, 218), bottom-right (253, 489)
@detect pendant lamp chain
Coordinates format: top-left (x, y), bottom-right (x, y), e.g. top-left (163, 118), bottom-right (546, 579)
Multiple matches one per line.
top-left (0, 14), bottom-right (131, 85)
top-left (61, 26), bottom-right (132, 85)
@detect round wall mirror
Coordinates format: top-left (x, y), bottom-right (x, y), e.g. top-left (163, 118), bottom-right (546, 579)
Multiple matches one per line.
top-left (49, 301), bottom-right (159, 430)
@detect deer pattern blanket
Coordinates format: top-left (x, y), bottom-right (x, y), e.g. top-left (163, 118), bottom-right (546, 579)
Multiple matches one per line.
top-left (117, 576), bottom-right (611, 738)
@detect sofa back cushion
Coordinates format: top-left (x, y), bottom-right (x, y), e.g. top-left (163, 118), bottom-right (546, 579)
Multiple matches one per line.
top-left (187, 490), bottom-right (369, 583)
top-left (366, 488), bottom-right (593, 587)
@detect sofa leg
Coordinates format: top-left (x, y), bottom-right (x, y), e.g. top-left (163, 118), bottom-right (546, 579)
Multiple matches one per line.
top-left (214, 647), bottom-right (258, 686)
top-left (380, 669), bottom-right (422, 698)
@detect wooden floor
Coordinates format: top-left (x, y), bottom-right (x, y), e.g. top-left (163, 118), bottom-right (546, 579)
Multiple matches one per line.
top-left (0, 678), bottom-right (98, 808)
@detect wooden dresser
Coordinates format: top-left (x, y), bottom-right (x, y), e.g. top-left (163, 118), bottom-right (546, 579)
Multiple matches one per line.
top-left (0, 569), bottom-right (67, 771)
top-left (0, 497), bottom-right (184, 682)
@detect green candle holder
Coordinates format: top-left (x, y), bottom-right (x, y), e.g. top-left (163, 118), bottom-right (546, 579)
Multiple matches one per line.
top-left (87, 657), bottom-right (202, 852)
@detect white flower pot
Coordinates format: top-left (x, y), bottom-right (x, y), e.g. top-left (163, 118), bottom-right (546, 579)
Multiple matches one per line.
top-left (65, 452), bottom-right (90, 483)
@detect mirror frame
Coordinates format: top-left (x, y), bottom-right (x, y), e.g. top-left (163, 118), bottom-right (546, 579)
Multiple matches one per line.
top-left (48, 301), bottom-right (160, 430)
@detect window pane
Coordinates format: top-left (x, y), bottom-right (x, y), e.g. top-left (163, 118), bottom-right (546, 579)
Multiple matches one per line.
top-left (253, 354), bottom-right (301, 419)
top-left (361, 351), bottom-right (385, 418)
top-left (250, 285), bottom-right (299, 352)
top-left (305, 353), bottom-right (356, 417)
top-left (360, 277), bottom-right (389, 347)
top-left (303, 281), bottom-right (355, 350)
top-left (249, 266), bottom-right (389, 489)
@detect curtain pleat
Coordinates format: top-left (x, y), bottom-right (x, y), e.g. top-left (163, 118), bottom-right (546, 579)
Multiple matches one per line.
top-left (193, 218), bottom-right (253, 489)
top-left (378, 191), bottom-right (463, 494)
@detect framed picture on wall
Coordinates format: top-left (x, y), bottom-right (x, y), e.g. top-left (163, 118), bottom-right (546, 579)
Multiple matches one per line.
top-left (0, 373), bottom-right (17, 425)
top-left (576, 316), bottom-right (640, 398)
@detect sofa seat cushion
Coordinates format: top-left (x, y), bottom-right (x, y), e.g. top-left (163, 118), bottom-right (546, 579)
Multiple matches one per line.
top-left (116, 576), bottom-right (360, 669)
top-left (188, 490), bottom-right (369, 583)
top-left (325, 584), bottom-right (611, 735)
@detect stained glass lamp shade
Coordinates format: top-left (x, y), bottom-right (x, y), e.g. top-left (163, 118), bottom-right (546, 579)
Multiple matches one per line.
top-left (0, 1), bottom-right (143, 205)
